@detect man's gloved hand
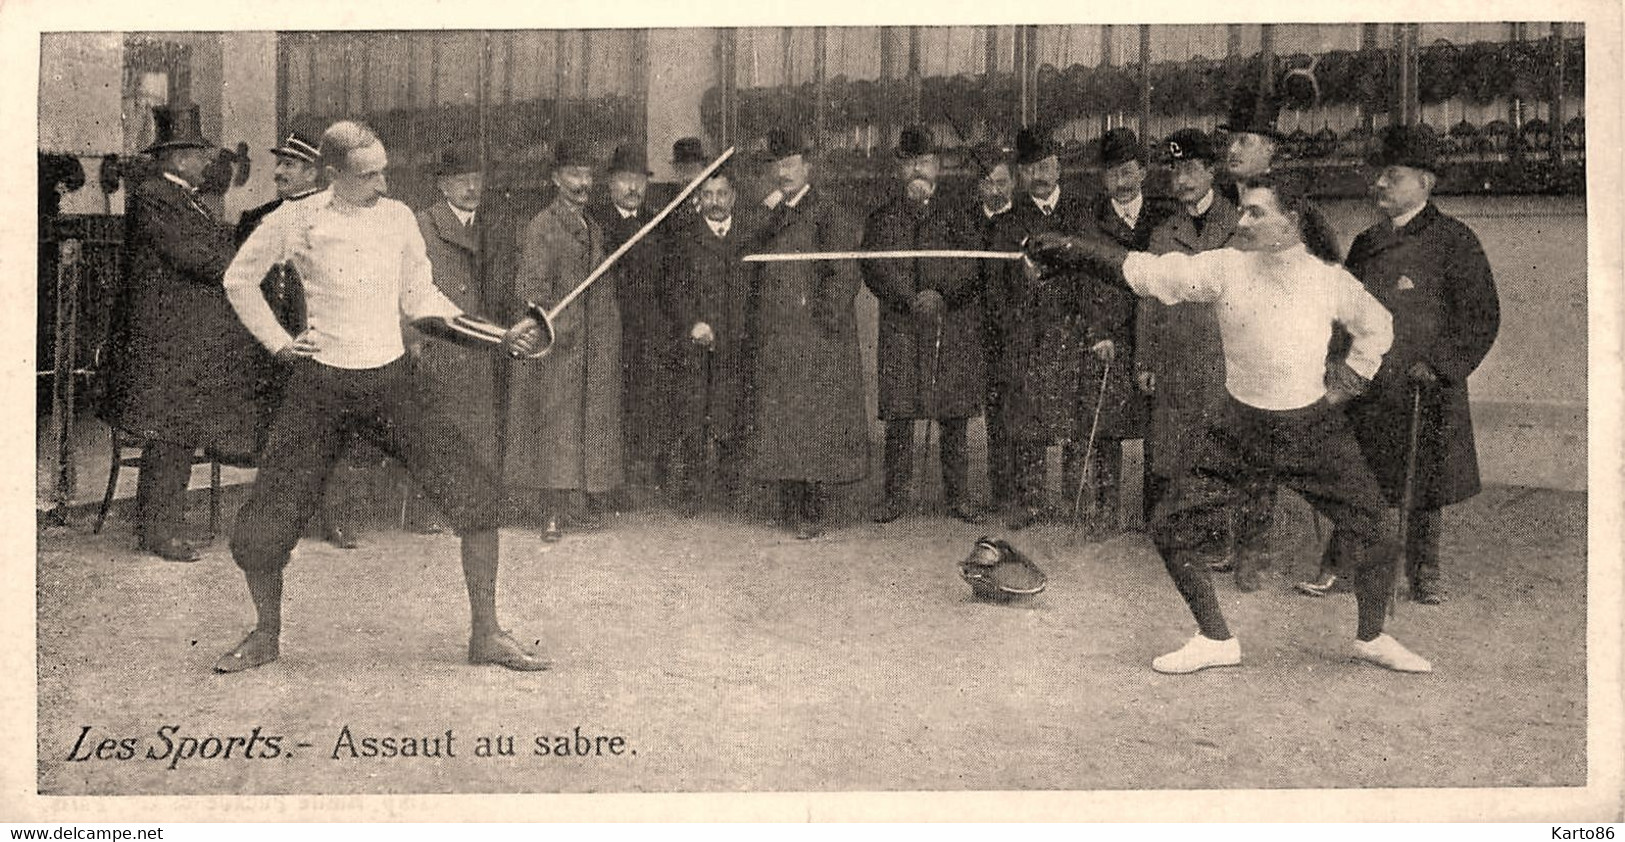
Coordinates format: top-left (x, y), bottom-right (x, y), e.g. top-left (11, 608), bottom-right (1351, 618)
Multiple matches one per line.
top-left (689, 321), bottom-right (716, 348)
top-left (912, 289), bottom-right (946, 326)
top-left (1324, 360), bottom-right (1372, 406)
top-left (1407, 361), bottom-right (1440, 387)
top-left (1090, 339), bottom-right (1116, 363)
top-left (501, 317), bottom-right (544, 359)
top-left (1136, 369), bottom-right (1156, 394)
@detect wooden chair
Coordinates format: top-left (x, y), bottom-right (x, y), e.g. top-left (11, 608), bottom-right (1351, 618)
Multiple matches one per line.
top-left (94, 427), bottom-right (225, 539)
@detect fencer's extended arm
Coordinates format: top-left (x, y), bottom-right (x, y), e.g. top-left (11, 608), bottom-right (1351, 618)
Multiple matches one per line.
top-left (1025, 230), bottom-right (1131, 285)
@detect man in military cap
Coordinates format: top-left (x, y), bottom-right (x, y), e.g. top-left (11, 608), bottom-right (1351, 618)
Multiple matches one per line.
top-left (1139, 128), bottom-right (1245, 573)
top-left (745, 129), bottom-right (868, 539)
top-left (598, 143), bottom-right (675, 506)
top-left (104, 104), bottom-right (266, 562)
top-left (506, 140), bottom-right (623, 542)
top-left (862, 125), bottom-right (985, 524)
top-left (1298, 125), bottom-right (1500, 604)
top-left (1071, 128), bottom-right (1170, 539)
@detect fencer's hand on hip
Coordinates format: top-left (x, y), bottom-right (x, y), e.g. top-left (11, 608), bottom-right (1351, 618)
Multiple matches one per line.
top-left (275, 330), bottom-right (319, 362)
top-left (502, 317), bottom-right (542, 358)
top-left (1090, 339), bottom-right (1116, 363)
top-left (690, 321), bottom-right (716, 348)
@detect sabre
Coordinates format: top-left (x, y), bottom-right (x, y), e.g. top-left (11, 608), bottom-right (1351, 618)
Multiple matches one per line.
top-left (743, 249), bottom-right (1024, 263)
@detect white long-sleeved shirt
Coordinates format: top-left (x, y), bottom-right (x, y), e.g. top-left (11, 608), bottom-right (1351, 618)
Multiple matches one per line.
top-left (1122, 244), bottom-right (1393, 411)
top-left (224, 189), bottom-right (461, 369)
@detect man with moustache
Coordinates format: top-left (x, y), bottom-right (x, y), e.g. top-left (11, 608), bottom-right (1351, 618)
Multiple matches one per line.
top-left (1139, 129), bottom-right (1241, 571)
top-left (1029, 171), bottom-right (1433, 675)
top-left (746, 129), bottom-right (868, 539)
top-left (599, 144), bottom-right (675, 503)
top-left (861, 126), bottom-right (985, 524)
top-left (976, 153), bottom-right (1021, 514)
top-left (664, 166), bottom-right (753, 516)
top-left (1002, 126), bottom-right (1090, 531)
top-left (1298, 126), bottom-right (1500, 604)
top-left (220, 120), bottom-right (549, 673)
top-left (1218, 85), bottom-right (1341, 264)
top-left (1072, 128), bottom-right (1169, 539)
top-left (234, 130), bottom-right (378, 550)
top-left (506, 140), bottom-right (623, 542)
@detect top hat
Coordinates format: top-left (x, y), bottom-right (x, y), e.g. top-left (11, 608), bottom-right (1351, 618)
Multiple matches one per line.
top-left (270, 130), bottom-right (321, 164)
top-left (1218, 85), bottom-right (1283, 140)
top-left (1165, 128), bottom-right (1218, 164)
top-left (1014, 126), bottom-right (1056, 166)
top-left (671, 137), bottom-right (708, 166)
top-left (607, 144), bottom-right (652, 176)
top-left (896, 125), bottom-right (936, 159)
top-left (551, 139), bottom-right (595, 170)
top-left (1099, 128), bottom-right (1144, 168)
top-left (144, 104), bottom-right (215, 154)
top-left (1367, 124), bottom-right (1440, 173)
top-left (764, 128), bottom-right (809, 162)
top-left (432, 146), bottom-right (482, 177)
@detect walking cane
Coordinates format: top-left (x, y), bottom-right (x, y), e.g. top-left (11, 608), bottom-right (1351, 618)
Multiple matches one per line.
top-left (917, 321), bottom-right (944, 515)
top-left (1071, 358), bottom-right (1113, 534)
top-left (1391, 385), bottom-right (1424, 618)
top-left (701, 344), bottom-right (717, 503)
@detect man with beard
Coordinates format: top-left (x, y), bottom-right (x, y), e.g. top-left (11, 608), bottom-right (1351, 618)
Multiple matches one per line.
top-left (745, 129), bottom-right (868, 539)
top-left (599, 144), bottom-right (675, 504)
top-left (664, 167), bottom-right (753, 516)
top-left (976, 154), bottom-right (1021, 514)
top-left (862, 126), bottom-right (985, 524)
top-left (1298, 126), bottom-right (1500, 604)
top-left (1030, 171), bottom-right (1433, 675)
top-left (505, 140), bottom-right (623, 542)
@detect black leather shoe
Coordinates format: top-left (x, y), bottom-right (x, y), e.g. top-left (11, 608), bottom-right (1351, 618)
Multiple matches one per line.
top-left (468, 630), bottom-right (551, 671)
top-left (213, 629), bottom-right (280, 674)
top-left (141, 536), bottom-right (201, 563)
top-left (1005, 506), bottom-right (1042, 531)
top-left (410, 520), bottom-right (448, 535)
top-left (1410, 581), bottom-right (1448, 605)
top-left (947, 501), bottom-right (985, 525)
top-left (1295, 569), bottom-right (1349, 597)
top-left (541, 517), bottom-right (563, 543)
top-left (325, 526), bottom-right (360, 549)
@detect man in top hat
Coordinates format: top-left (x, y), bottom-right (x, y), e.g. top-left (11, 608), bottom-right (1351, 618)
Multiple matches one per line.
top-left (408, 146), bottom-right (498, 531)
top-left (598, 143), bottom-right (676, 506)
top-left (861, 125), bottom-right (986, 524)
top-left (663, 164), bottom-right (754, 516)
top-left (1139, 128), bottom-right (1246, 573)
top-left (1071, 128), bottom-right (1170, 539)
top-left (220, 119), bottom-right (549, 673)
top-left (976, 151), bottom-right (1022, 514)
top-left (234, 129), bottom-right (377, 551)
top-left (1219, 84), bottom-right (1340, 264)
top-left (1001, 125), bottom-right (1092, 530)
top-left (745, 128), bottom-right (869, 539)
top-left (672, 137), bottom-right (710, 204)
top-left (504, 140), bottom-right (623, 542)
top-left (1298, 125), bottom-right (1500, 603)
top-left (103, 104), bottom-right (267, 562)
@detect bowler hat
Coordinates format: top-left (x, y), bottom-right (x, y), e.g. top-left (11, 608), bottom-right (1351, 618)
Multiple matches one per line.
top-left (551, 139), bottom-right (594, 170)
top-left (671, 137), bottom-right (708, 166)
top-left (1099, 128), bottom-right (1144, 168)
top-left (1367, 124), bottom-right (1439, 173)
top-left (1014, 126), bottom-right (1055, 166)
top-left (270, 130), bottom-right (321, 164)
top-left (1164, 128), bottom-right (1217, 163)
top-left (764, 128), bottom-right (809, 162)
top-left (607, 144), bottom-right (652, 176)
top-left (144, 104), bottom-right (214, 154)
top-left (1218, 85), bottom-right (1283, 140)
top-left (896, 125), bottom-right (936, 159)
top-left (432, 145), bottom-right (482, 177)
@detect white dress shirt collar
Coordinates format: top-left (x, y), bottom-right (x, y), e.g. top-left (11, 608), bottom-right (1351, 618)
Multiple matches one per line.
top-left (1112, 194), bottom-right (1144, 228)
top-left (783, 183), bottom-right (812, 209)
top-left (1390, 202), bottom-right (1426, 230)
top-left (1031, 186), bottom-right (1061, 215)
top-left (448, 203), bottom-right (475, 227)
top-left (706, 216), bottom-right (732, 238)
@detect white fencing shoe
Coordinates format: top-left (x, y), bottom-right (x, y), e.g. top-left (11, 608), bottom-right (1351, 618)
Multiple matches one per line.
top-left (1152, 634), bottom-right (1242, 674)
top-left (1352, 634), bottom-right (1434, 673)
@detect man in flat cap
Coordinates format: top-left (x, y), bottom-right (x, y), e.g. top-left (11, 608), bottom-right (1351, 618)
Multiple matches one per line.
top-left (745, 129), bottom-right (868, 539)
top-left (104, 104), bottom-right (266, 562)
top-left (599, 143), bottom-right (676, 509)
top-left (506, 140), bottom-right (623, 542)
top-left (1071, 128), bottom-right (1170, 539)
top-left (862, 125), bottom-right (985, 524)
top-left (1139, 128), bottom-right (1244, 573)
top-left (1299, 125), bottom-right (1500, 604)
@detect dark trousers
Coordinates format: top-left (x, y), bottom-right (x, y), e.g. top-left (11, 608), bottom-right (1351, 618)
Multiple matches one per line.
top-left (230, 358), bottom-right (499, 572)
top-left (984, 375), bottom-right (1015, 509)
top-left (1011, 440), bottom-right (1049, 510)
top-left (675, 429), bottom-right (745, 501)
top-left (882, 417), bottom-right (971, 506)
top-left (135, 440), bottom-right (195, 544)
top-left (1151, 397), bottom-right (1399, 641)
top-left (1322, 506), bottom-right (1441, 582)
top-left (1062, 438), bottom-right (1124, 520)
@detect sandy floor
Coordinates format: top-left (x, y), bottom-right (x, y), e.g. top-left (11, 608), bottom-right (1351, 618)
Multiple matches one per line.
top-left (35, 482), bottom-right (1586, 796)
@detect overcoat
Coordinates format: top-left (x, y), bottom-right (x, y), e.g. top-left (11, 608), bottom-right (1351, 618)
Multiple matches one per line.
top-left (664, 211), bottom-right (755, 444)
top-left (415, 202), bottom-right (498, 454)
top-left (504, 197), bottom-right (623, 494)
top-left (1139, 195), bottom-right (1240, 478)
top-left (860, 193), bottom-right (985, 420)
top-left (1000, 189), bottom-right (1093, 443)
top-left (598, 206), bottom-right (676, 466)
top-left (104, 175), bottom-right (264, 455)
top-left (1341, 202), bottom-right (1500, 508)
top-left (743, 188), bottom-right (869, 484)
top-left (1077, 195), bottom-right (1172, 439)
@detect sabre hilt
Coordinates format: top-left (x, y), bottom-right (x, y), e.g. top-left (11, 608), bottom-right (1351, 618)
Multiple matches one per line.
top-left (409, 300), bottom-right (557, 360)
